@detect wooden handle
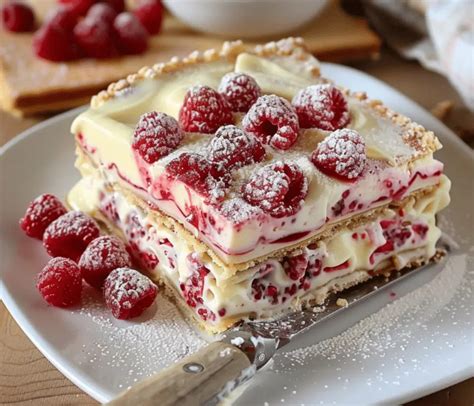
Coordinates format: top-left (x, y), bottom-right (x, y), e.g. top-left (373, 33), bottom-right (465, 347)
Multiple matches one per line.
top-left (106, 342), bottom-right (252, 406)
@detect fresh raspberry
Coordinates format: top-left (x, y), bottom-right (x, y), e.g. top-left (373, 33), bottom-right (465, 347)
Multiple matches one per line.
top-left (311, 128), bottom-right (366, 181)
top-left (33, 9), bottom-right (81, 62)
top-left (132, 111), bottom-right (183, 164)
top-left (166, 153), bottom-right (229, 204)
top-left (58, 0), bottom-right (95, 16)
top-left (1, 1), bottom-right (35, 32)
top-left (179, 85), bottom-right (233, 134)
top-left (113, 12), bottom-right (148, 55)
top-left (44, 6), bottom-right (78, 30)
top-left (43, 211), bottom-right (100, 261)
top-left (292, 84), bottom-right (350, 131)
top-left (133, 0), bottom-right (162, 35)
top-left (243, 162), bottom-right (308, 218)
top-left (101, 0), bottom-right (125, 13)
top-left (79, 236), bottom-right (131, 289)
top-left (87, 3), bottom-right (117, 25)
top-left (104, 268), bottom-right (158, 319)
top-left (37, 257), bottom-right (82, 307)
top-left (242, 94), bottom-right (299, 151)
top-left (19, 194), bottom-right (67, 239)
top-left (74, 15), bottom-right (119, 58)
top-left (218, 72), bottom-right (261, 113)
top-left (207, 125), bottom-right (265, 170)
top-left (283, 253), bottom-right (309, 281)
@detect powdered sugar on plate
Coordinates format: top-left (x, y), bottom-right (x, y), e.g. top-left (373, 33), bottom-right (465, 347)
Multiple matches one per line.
top-left (74, 286), bottom-right (206, 390)
top-left (273, 253), bottom-right (472, 372)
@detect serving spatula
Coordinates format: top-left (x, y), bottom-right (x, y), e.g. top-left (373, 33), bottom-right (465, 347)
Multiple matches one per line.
top-left (107, 245), bottom-right (449, 406)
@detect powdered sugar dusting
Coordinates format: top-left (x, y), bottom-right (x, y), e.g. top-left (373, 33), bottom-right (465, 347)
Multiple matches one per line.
top-left (313, 128), bottom-right (366, 180)
top-left (292, 84), bottom-right (350, 131)
top-left (75, 286), bottom-right (206, 389)
top-left (79, 236), bottom-right (131, 274)
top-left (218, 72), bottom-right (261, 112)
top-left (242, 94), bottom-right (300, 151)
top-left (218, 198), bottom-right (263, 224)
top-left (274, 254), bottom-right (471, 372)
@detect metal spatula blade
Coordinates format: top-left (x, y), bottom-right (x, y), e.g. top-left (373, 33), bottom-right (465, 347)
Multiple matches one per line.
top-left (107, 243), bottom-right (450, 406)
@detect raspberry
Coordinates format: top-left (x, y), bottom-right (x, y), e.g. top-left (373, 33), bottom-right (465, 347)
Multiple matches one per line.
top-left (218, 72), bottom-right (261, 112)
top-left (179, 85), bottom-right (233, 134)
top-left (132, 111), bottom-right (183, 164)
top-left (33, 9), bottom-right (81, 62)
top-left (43, 211), bottom-right (100, 261)
top-left (58, 0), bottom-right (95, 16)
top-left (37, 257), bottom-right (82, 307)
top-left (242, 95), bottom-right (299, 151)
top-left (166, 153), bottom-right (229, 204)
top-left (292, 84), bottom-right (350, 131)
top-left (133, 0), bottom-right (163, 35)
top-left (104, 268), bottom-right (158, 319)
top-left (87, 3), bottom-right (117, 26)
top-left (243, 162), bottom-right (308, 218)
top-left (1, 1), bottom-right (35, 32)
top-left (283, 253), bottom-right (309, 281)
top-left (19, 194), bottom-right (67, 239)
top-left (74, 15), bottom-right (119, 58)
top-left (113, 12), bottom-right (148, 55)
top-left (101, 0), bottom-right (125, 13)
top-left (44, 6), bottom-right (78, 30)
top-left (311, 128), bottom-right (366, 181)
top-left (207, 125), bottom-right (265, 170)
top-left (79, 236), bottom-right (131, 289)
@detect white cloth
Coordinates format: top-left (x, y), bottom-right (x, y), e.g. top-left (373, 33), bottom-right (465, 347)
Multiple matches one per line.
top-left (425, 0), bottom-right (474, 109)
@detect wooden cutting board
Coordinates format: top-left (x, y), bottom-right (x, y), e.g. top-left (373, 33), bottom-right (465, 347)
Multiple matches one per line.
top-left (0, 0), bottom-right (380, 116)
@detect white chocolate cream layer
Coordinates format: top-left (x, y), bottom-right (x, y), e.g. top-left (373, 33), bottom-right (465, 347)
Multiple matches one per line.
top-left (68, 173), bottom-right (450, 329)
top-left (71, 53), bottom-right (443, 265)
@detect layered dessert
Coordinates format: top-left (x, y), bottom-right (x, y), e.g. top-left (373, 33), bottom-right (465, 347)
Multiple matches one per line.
top-left (68, 38), bottom-right (450, 332)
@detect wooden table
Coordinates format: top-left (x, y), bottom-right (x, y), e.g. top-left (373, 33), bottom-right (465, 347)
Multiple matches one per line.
top-left (1, 47), bottom-right (473, 405)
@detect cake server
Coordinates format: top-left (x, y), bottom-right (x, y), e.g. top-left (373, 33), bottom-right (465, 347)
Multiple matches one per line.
top-left (107, 245), bottom-right (449, 406)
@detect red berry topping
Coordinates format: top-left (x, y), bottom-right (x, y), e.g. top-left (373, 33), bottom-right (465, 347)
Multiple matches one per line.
top-left (37, 257), bottom-right (82, 307)
top-left (283, 253), bottom-right (309, 281)
top-left (243, 162), bottom-right (308, 218)
top-left (180, 254), bottom-right (209, 308)
top-left (104, 268), bottom-right (158, 319)
top-left (58, 0), bottom-right (95, 16)
top-left (1, 1), bottom-right (35, 32)
top-left (45, 6), bottom-right (78, 30)
top-left (33, 9), bottom-right (81, 61)
top-left (20, 194), bottom-right (67, 239)
top-left (132, 111), bottom-right (183, 164)
top-left (166, 153), bottom-right (229, 204)
top-left (133, 0), bottom-right (163, 35)
top-left (242, 94), bottom-right (299, 151)
top-left (87, 3), bottom-right (117, 25)
top-left (218, 72), bottom-right (261, 113)
top-left (43, 211), bottom-right (100, 261)
top-left (208, 125), bottom-right (265, 170)
top-left (113, 12), bottom-right (148, 55)
top-left (74, 15), bottom-right (119, 58)
top-left (79, 236), bottom-right (131, 289)
top-left (311, 128), bottom-right (366, 181)
top-left (292, 84), bottom-right (350, 131)
top-left (101, 0), bottom-right (125, 13)
top-left (179, 85), bottom-right (233, 134)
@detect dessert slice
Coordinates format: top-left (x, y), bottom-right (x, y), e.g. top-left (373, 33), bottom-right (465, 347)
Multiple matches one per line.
top-left (68, 38), bottom-right (450, 332)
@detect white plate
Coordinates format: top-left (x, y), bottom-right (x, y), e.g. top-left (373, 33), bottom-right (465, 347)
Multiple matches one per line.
top-left (1, 64), bottom-right (473, 405)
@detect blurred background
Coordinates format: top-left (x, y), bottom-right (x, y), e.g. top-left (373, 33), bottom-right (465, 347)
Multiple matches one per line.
top-left (1, 0), bottom-right (473, 404)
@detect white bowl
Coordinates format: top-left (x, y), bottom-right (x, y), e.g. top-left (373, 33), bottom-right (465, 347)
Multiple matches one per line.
top-left (163, 0), bottom-right (329, 39)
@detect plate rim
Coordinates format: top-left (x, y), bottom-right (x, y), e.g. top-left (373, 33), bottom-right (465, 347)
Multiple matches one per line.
top-left (1, 62), bottom-right (473, 404)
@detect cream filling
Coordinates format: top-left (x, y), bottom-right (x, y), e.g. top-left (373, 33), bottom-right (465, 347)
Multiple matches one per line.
top-left (71, 52), bottom-right (440, 264)
top-left (68, 174), bottom-right (450, 326)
